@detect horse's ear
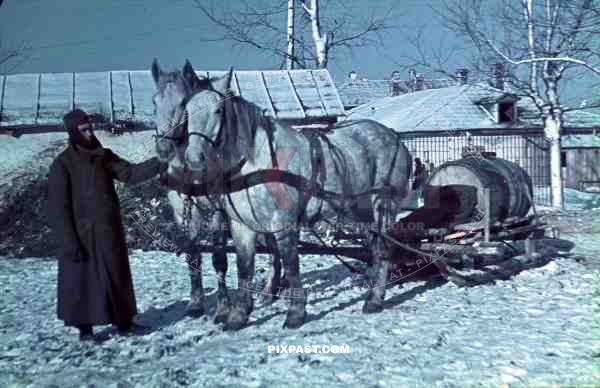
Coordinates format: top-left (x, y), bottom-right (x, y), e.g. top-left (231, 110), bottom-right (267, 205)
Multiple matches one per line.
top-left (151, 59), bottom-right (161, 85)
top-left (182, 59), bottom-right (202, 89)
top-left (212, 67), bottom-right (233, 95)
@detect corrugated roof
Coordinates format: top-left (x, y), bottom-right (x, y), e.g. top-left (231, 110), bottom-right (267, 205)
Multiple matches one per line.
top-left (346, 83), bottom-right (600, 132)
top-left (0, 69), bottom-right (345, 128)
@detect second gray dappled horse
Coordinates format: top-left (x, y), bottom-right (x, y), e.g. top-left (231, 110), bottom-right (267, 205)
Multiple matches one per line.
top-left (177, 62), bottom-right (413, 330)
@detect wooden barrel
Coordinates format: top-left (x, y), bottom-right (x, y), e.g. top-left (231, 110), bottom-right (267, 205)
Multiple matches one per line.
top-left (424, 156), bottom-right (533, 224)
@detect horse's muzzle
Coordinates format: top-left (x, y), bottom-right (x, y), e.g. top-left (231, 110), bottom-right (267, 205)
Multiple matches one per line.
top-left (184, 152), bottom-right (207, 171)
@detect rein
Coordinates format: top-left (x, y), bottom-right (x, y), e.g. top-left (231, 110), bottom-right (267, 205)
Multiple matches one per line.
top-left (159, 167), bottom-right (405, 202)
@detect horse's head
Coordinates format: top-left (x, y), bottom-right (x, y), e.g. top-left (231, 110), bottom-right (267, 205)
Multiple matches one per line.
top-left (151, 58), bottom-right (207, 163)
top-left (184, 67), bottom-right (251, 183)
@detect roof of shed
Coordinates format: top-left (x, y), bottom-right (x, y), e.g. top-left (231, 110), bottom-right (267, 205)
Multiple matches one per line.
top-left (337, 78), bottom-right (457, 108)
top-left (346, 83), bottom-right (600, 132)
top-left (0, 69), bottom-right (345, 127)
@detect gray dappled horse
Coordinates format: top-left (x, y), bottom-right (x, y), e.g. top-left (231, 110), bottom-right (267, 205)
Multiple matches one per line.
top-left (151, 60), bottom-right (233, 322)
top-left (172, 61), bottom-right (413, 330)
top-left (151, 60), bottom-right (283, 324)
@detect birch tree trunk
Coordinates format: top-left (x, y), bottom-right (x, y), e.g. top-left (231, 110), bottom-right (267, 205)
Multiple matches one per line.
top-left (302, 0), bottom-right (328, 68)
top-left (545, 112), bottom-right (564, 208)
top-left (286, 0), bottom-right (295, 70)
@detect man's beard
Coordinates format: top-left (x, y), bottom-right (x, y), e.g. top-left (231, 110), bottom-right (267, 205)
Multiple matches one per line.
top-left (69, 129), bottom-right (102, 149)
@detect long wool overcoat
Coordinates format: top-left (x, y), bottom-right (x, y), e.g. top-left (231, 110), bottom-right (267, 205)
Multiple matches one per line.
top-left (47, 144), bottom-right (162, 326)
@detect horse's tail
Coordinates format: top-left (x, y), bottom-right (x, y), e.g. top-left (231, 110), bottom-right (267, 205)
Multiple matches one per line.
top-left (390, 132), bottom-right (412, 193)
top-left (386, 133), bottom-right (413, 212)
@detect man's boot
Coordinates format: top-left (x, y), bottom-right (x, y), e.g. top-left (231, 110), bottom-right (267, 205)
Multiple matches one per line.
top-left (77, 325), bottom-right (94, 342)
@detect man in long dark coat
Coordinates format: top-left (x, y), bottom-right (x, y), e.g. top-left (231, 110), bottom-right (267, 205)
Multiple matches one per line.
top-left (47, 109), bottom-right (167, 341)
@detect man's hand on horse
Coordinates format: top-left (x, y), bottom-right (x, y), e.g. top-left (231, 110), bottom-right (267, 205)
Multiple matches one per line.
top-left (157, 161), bottom-right (169, 175)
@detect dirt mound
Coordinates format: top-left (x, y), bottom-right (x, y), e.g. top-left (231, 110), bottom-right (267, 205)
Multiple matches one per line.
top-left (0, 168), bottom-right (212, 259)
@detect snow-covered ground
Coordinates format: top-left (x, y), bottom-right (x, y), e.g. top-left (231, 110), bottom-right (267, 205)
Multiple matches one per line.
top-left (1, 246), bottom-right (599, 387)
top-left (0, 133), bottom-right (599, 387)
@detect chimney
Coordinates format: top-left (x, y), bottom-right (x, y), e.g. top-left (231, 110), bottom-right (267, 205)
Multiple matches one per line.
top-left (492, 63), bottom-right (504, 90)
top-left (415, 73), bottom-right (424, 91)
top-left (455, 68), bottom-right (469, 85)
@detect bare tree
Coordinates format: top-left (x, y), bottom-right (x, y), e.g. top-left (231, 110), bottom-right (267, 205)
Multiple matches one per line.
top-left (0, 39), bottom-right (28, 73)
top-left (400, 0), bottom-right (600, 208)
top-left (0, 2), bottom-right (27, 73)
top-left (192, 0), bottom-right (395, 69)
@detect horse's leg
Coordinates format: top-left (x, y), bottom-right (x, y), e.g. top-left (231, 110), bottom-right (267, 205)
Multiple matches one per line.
top-left (168, 191), bottom-right (205, 318)
top-left (261, 233), bottom-right (282, 305)
top-left (211, 209), bottom-right (230, 324)
top-left (225, 220), bottom-right (257, 331)
top-left (185, 248), bottom-right (205, 317)
top-left (275, 230), bottom-right (306, 329)
top-left (363, 195), bottom-right (390, 314)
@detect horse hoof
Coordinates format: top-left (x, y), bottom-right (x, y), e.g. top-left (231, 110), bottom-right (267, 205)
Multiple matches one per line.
top-left (185, 302), bottom-right (205, 318)
top-left (213, 304), bottom-right (230, 324)
top-left (283, 311), bottom-right (306, 329)
top-left (223, 307), bottom-right (249, 331)
top-left (362, 301), bottom-right (383, 314)
top-left (261, 292), bottom-right (278, 305)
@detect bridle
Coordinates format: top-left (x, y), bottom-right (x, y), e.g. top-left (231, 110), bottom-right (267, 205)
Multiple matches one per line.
top-left (154, 86), bottom-right (245, 186)
top-left (153, 107), bottom-right (189, 147)
top-left (186, 90), bottom-right (229, 149)
top-left (153, 91), bottom-right (226, 151)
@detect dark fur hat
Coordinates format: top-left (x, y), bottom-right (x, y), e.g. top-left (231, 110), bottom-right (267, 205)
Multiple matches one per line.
top-left (63, 109), bottom-right (90, 132)
top-left (63, 109), bottom-right (101, 149)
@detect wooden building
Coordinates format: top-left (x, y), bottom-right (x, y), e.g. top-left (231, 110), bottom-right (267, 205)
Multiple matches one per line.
top-left (347, 81), bottom-right (600, 206)
top-left (0, 69), bottom-right (345, 133)
top-left (562, 133), bottom-right (600, 191)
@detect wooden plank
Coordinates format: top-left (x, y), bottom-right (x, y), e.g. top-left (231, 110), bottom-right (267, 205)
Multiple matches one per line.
top-left (74, 72), bottom-right (111, 121)
top-left (37, 73), bottom-right (72, 125)
top-left (108, 72), bottom-right (114, 123)
top-left (289, 70), bottom-right (326, 118)
top-left (1, 74), bottom-right (38, 125)
top-left (312, 69), bottom-right (345, 117)
top-left (35, 74), bottom-right (41, 123)
top-left (206, 70), bottom-right (238, 95)
top-left (0, 122), bottom-right (155, 138)
top-left (111, 71), bottom-right (133, 122)
top-left (234, 71), bottom-right (273, 117)
top-left (262, 70), bottom-right (303, 120)
top-left (180, 241), bottom-right (371, 261)
top-left (285, 70), bottom-right (306, 119)
top-left (259, 72), bottom-right (276, 118)
top-left (129, 70), bottom-right (155, 125)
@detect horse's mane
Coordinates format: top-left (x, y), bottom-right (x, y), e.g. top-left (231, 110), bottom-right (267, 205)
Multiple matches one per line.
top-left (221, 94), bottom-right (273, 162)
